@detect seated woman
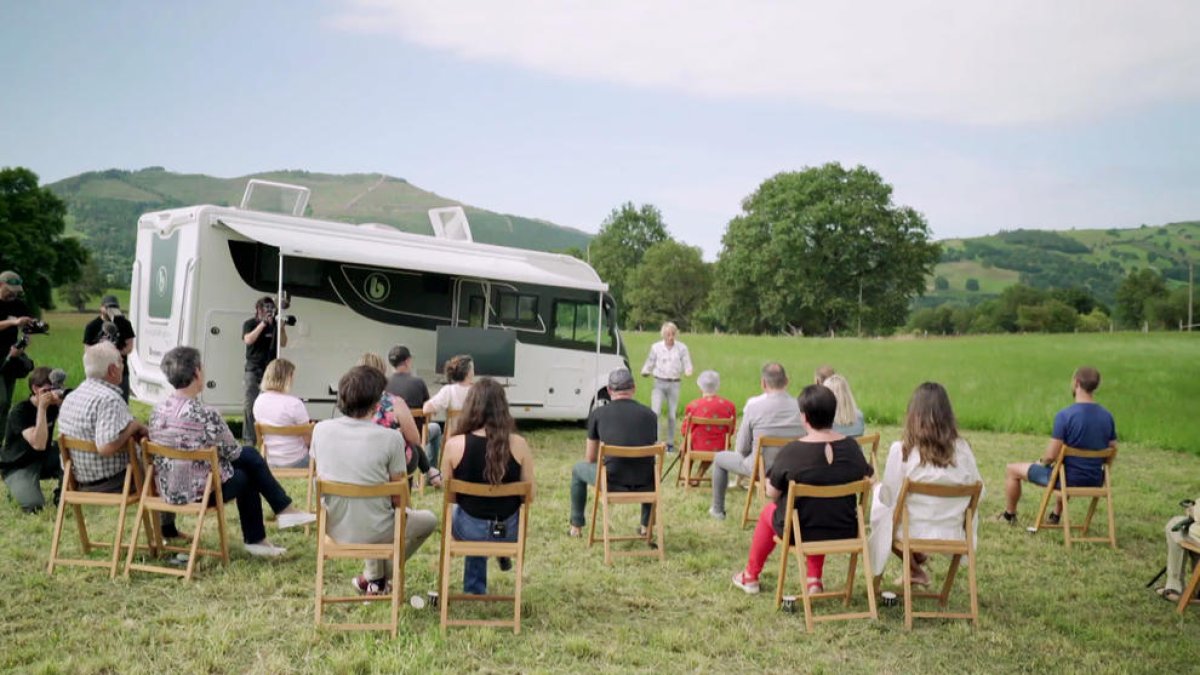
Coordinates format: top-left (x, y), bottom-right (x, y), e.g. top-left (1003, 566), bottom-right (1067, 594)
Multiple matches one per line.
top-left (252, 358), bottom-right (310, 469)
top-left (312, 365), bottom-right (438, 595)
top-left (822, 374), bottom-right (865, 438)
top-left (422, 354), bottom-right (474, 470)
top-left (680, 370), bottom-right (737, 452)
top-left (867, 382), bottom-right (983, 586)
top-left (358, 352), bottom-right (435, 486)
top-left (149, 346), bottom-right (316, 558)
top-left (732, 384), bottom-right (873, 595)
top-left (443, 377), bottom-right (535, 595)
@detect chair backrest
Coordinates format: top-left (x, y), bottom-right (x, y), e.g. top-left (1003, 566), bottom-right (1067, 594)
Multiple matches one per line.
top-left (854, 432), bottom-right (881, 467)
top-left (445, 409), bottom-right (461, 436)
top-left (892, 479), bottom-right (983, 531)
top-left (57, 435), bottom-right (141, 487)
top-left (445, 479), bottom-right (533, 501)
top-left (409, 408), bottom-right (427, 424)
top-left (1060, 445), bottom-right (1117, 464)
top-left (141, 441), bottom-right (223, 503)
top-left (782, 479), bottom-right (872, 545)
top-left (255, 421), bottom-right (315, 464)
top-left (684, 416), bottom-right (735, 452)
top-left (317, 478), bottom-right (410, 502)
top-left (755, 435), bottom-right (794, 473)
top-left (598, 443), bottom-right (667, 461)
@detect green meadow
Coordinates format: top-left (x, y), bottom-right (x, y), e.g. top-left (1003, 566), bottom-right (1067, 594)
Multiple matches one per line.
top-left (1, 313), bottom-right (1198, 673)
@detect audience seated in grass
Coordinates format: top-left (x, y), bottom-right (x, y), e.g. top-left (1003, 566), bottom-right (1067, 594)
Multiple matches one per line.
top-left (443, 377), bottom-right (535, 594)
top-left (0, 367), bottom-right (64, 513)
top-left (312, 365), bottom-right (438, 595)
top-left (999, 366), bottom-right (1116, 525)
top-left (568, 368), bottom-right (657, 538)
top-left (709, 363), bottom-right (803, 520)
top-left (868, 382), bottom-right (983, 586)
top-left (252, 358), bottom-right (310, 469)
top-left (732, 384), bottom-right (873, 595)
top-left (681, 370), bottom-right (737, 453)
top-left (422, 354), bottom-right (474, 472)
top-left (358, 352), bottom-right (435, 487)
top-left (149, 346), bottom-right (316, 557)
top-left (820, 374), bottom-right (865, 438)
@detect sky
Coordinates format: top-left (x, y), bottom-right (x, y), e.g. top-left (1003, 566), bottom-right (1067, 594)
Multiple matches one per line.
top-left (2, 0), bottom-right (1198, 259)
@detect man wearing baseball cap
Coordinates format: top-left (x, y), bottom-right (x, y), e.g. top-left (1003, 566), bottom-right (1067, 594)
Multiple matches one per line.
top-left (82, 295), bottom-right (136, 401)
top-left (0, 271), bottom-right (36, 437)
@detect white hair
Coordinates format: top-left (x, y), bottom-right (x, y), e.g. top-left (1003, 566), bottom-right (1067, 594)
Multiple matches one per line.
top-left (660, 321), bottom-right (678, 338)
top-left (823, 374), bottom-right (861, 428)
top-left (82, 342), bottom-right (121, 380)
top-left (697, 370), bottom-right (720, 395)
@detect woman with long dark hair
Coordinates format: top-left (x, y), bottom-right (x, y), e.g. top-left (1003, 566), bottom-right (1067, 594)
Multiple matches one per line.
top-left (442, 377), bottom-right (535, 595)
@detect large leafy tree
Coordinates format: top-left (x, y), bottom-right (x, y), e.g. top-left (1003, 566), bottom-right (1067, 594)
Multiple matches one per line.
top-left (0, 167), bottom-right (88, 312)
top-left (709, 163), bottom-right (940, 334)
top-left (589, 202), bottom-right (669, 325)
top-left (625, 240), bottom-right (711, 331)
top-left (1115, 268), bottom-right (1167, 328)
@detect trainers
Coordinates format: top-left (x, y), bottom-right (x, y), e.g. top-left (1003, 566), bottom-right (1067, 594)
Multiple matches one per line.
top-left (1046, 512), bottom-right (1061, 526)
top-left (244, 542), bottom-right (288, 557)
top-left (994, 511), bottom-right (1017, 525)
top-left (351, 575), bottom-right (391, 596)
top-left (278, 511), bottom-right (318, 529)
top-left (498, 557), bottom-right (513, 572)
top-left (709, 507), bottom-right (726, 521)
top-left (732, 571), bottom-right (760, 595)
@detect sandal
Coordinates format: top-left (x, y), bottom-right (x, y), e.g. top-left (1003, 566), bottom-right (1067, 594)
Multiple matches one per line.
top-left (1156, 587), bottom-right (1182, 603)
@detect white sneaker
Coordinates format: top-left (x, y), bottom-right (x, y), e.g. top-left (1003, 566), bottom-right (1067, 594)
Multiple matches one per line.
top-left (277, 512), bottom-right (317, 529)
top-left (245, 542), bottom-right (288, 557)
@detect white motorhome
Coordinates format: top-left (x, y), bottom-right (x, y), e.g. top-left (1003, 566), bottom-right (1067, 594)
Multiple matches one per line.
top-left (128, 181), bottom-right (627, 420)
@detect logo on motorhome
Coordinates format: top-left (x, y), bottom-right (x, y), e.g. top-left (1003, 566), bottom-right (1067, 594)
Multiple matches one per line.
top-left (155, 266), bottom-right (168, 296)
top-left (365, 273), bottom-right (390, 301)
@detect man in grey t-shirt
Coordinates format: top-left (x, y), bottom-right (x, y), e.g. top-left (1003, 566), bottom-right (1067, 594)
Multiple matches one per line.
top-left (313, 365), bottom-right (437, 594)
top-left (709, 362), bottom-right (803, 519)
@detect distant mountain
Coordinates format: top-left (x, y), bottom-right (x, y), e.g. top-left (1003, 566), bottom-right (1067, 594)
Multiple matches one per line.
top-left (920, 221), bottom-right (1200, 308)
top-left (47, 167), bottom-right (593, 286)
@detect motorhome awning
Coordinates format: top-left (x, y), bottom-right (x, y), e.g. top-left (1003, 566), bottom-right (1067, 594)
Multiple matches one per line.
top-left (217, 216), bottom-right (607, 292)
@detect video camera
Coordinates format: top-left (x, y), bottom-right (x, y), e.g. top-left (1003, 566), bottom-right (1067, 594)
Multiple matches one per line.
top-left (261, 299), bottom-right (297, 327)
top-left (14, 319), bottom-right (49, 350)
top-left (49, 368), bottom-right (67, 399)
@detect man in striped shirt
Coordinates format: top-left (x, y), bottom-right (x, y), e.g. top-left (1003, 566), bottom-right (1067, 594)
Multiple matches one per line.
top-left (640, 321), bottom-right (693, 453)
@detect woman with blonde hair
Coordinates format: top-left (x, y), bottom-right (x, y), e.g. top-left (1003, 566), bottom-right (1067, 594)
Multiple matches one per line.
top-left (867, 382), bottom-right (983, 586)
top-left (822, 374), bottom-right (865, 437)
top-left (357, 353), bottom-right (433, 484)
top-left (253, 358), bottom-right (310, 468)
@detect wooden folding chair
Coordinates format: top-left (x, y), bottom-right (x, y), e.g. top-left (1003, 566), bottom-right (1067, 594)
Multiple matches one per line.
top-left (774, 479), bottom-right (877, 631)
top-left (256, 421), bottom-right (316, 532)
top-left (740, 436), bottom-right (794, 528)
top-left (1029, 446), bottom-right (1118, 549)
top-left (676, 415), bottom-right (734, 491)
top-left (47, 436), bottom-right (155, 578)
top-left (409, 408), bottom-right (431, 493)
top-left (587, 443), bottom-right (666, 565)
top-left (314, 478), bottom-right (409, 636)
top-left (125, 442), bottom-right (230, 581)
top-left (854, 432), bottom-right (881, 470)
top-left (893, 479), bottom-right (983, 629)
top-left (437, 479), bottom-right (533, 634)
top-left (1175, 536), bottom-right (1200, 615)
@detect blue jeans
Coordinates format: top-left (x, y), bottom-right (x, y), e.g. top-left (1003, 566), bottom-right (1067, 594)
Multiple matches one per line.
top-left (426, 423), bottom-right (444, 471)
top-left (569, 461), bottom-right (651, 528)
top-left (451, 506), bottom-right (518, 595)
top-left (219, 446), bottom-right (293, 544)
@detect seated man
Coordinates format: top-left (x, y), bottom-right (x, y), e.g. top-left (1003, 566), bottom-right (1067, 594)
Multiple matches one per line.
top-left (999, 366), bottom-right (1117, 524)
top-left (568, 368), bottom-right (657, 538)
top-left (1156, 498), bottom-right (1200, 603)
top-left (709, 363), bottom-right (803, 520)
top-left (312, 365), bottom-right (438, 595)
top-left (149, 346), bottom-right (316, 557)
top-left (681, 370), bottom-right (737, 453)
top-left (0, 367), bottom-right (64, 513)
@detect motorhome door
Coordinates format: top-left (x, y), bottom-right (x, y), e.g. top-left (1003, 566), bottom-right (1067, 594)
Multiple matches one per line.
top-left (454, 279), bottom-right (491, 328)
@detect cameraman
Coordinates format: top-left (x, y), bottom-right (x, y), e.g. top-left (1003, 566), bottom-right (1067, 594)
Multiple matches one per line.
top-left (0, 271), bottom-right (36, 437)
top-left (241, 296), bottom-right (287, 445)
top-left (82, 295), bottom-right (136, 402)
top-left (0, 367), bottom-right (64, 513)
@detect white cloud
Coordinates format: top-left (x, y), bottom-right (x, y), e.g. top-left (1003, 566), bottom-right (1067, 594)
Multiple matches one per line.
top-left (330, 0), bottom-right (1200, 125)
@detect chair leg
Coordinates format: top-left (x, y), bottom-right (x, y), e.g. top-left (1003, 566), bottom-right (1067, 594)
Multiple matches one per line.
top-left (587, 483), bottom-right (600, 547)
top-left (1031, 479), bottom-right (1056, 531)
top-left (439, 540), bottom-right (453, 635)
top-left (796, 547), bottom-right (814, 632)
top-left (967, 550), bottom-right (979, 627)
top-left (903, 542), bottom-right (914, 630)
top-left (940, 554), bottom-right (962, 609)
top-left (1106, 490), bottom-right (1118, 549)
top-left (844, 553), bottom-right (858, 607)
top-left (216, 504), bottom-right (230, 566)
top-left (390, 553), bottom-right (401, 638)
top-left (655, 501), bottom-right (666, 561)
top-left (1060, 494), bottom-right (1073, 550)
top-left (601, 497), bottom-right (612, 566)
top-left (1080, 496), bottom-right (1099, 537)
top-left (109, 501), bottom-right (130, 579)
top-left (1178, 558), bottom-right (1200, 615)
top-left (740, 477), bottom-right (756, 529)
top-left (774, 542), bottom-right (788, 610)
top-left (184, 508), bottom-right (207, 582)
top-left (72, 504), bottom-right (91, 554)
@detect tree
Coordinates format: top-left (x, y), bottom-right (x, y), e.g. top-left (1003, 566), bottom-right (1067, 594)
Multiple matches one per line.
top-left (934, 275), bottom-right (949, 291)
top-left (1016, 299), bottom-right (1078, 333)
top-left (965, 278), bottom-right (980, 292)
top-left (588, 202), bottom-right (669, 325)
top-left (0, 167), bottom-right (88, 312)
top-left (708, 163), bottom-right (940, 334)
top-left (625, 241), bottom-right (711, 330)
top-left (1115, 268), bottom-right (1167, 328)
top-left (59, 257), bottom-right (108, 311)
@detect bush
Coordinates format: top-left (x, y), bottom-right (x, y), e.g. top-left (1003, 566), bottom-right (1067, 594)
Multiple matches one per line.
top-left (965, 278), bottom-right (980, 292)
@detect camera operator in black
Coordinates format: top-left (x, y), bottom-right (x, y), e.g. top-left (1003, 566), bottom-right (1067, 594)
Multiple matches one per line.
top-left (82, 295), bottom-right (136, 402)
top-left (241, 296), bottom-right (288, 444)
top-left (0, 271), bottom-right (37, 438)
top-left (0, 367), bottom-right (64, 513)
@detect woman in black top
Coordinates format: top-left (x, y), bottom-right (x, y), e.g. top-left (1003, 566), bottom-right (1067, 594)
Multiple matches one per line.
top-left (443, 378), bottom-right (535, 595)
top-left (732, 385), bottom-right (872, 597)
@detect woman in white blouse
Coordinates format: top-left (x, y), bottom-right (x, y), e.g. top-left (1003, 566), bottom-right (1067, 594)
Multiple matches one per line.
top-left (868, 382), bottom-right (983, 586)
top-left (422, 354), bottom-right (474, 470)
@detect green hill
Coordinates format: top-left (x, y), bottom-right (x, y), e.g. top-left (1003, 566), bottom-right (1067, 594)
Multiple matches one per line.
top-left (47, 167), bottom-right (593, 286)
top-left (921, 221), bottom-right (1200, 308)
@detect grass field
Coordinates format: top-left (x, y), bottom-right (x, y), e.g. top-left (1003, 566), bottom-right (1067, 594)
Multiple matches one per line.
top-left (2, 314), bottom-right (1198, 673)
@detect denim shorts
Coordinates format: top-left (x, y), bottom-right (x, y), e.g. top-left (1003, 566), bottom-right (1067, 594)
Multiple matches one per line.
top-left (1027, 462), bottom-right (1101, 488)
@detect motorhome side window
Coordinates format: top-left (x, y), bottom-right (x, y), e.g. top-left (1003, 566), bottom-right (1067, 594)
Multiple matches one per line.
top-left (497, 292), bottom-right (539, 328)
top-left (552, 300), bottom-right (613, 349)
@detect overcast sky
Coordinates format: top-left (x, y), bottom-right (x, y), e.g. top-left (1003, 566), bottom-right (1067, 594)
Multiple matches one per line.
top-left (2, 1), bottom-right (1198, 258)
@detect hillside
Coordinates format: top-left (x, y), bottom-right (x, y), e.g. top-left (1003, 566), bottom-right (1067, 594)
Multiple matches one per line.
top-left (920, 221), bottom-right (1200, 308)
top-left (47, 167), bottom-right (593, 286)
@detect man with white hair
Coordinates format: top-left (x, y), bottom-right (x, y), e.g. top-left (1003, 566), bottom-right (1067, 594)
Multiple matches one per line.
top-left (640, 321), bottom-right (693, 453)
top-left (680, 370), bottom-right (737, 461)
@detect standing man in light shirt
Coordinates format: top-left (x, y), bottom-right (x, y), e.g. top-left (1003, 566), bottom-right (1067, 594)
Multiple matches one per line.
top-left (640, 321), bottom-right (693, 453)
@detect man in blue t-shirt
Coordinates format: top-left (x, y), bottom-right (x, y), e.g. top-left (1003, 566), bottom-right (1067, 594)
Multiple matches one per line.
top-left (998, 366), bottom-right (1117, 524)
